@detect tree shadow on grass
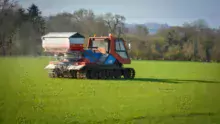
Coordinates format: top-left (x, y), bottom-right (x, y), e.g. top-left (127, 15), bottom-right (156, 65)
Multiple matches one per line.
top-left (115, 78), bottom-right (220, 84)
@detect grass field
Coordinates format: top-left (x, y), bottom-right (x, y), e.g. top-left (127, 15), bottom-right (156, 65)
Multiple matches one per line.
top-left (0, 57), bottom-right (220, 124)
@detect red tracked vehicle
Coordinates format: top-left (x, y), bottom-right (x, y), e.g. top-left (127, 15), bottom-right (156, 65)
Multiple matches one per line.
top-left (42, 32), bottom-right (135, 79)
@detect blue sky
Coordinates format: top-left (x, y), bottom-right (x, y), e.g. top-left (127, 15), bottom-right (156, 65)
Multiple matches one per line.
top-left (19, 0), bottom-right (220, 28)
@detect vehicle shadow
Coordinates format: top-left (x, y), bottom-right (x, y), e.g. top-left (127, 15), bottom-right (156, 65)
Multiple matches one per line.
top-left (130, 112), bottom-right (217, 121)
top-left (62, 77), bottom-right (220, 84)
top-left (112, 78), bottom-right (220, 84)
top-left (93, 112), bottom-right (218, 123)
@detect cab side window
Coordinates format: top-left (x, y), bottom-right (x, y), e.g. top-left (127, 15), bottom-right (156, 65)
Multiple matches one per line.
top-left (115, 39), bottom-right (128, 59)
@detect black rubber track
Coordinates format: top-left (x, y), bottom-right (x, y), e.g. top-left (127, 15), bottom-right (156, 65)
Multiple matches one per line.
top-left (48, 68), bottom-right (135, 80)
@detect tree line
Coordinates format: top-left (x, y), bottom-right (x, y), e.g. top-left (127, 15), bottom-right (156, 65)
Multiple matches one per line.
top-left (0, 0), bottom-right (220, 62)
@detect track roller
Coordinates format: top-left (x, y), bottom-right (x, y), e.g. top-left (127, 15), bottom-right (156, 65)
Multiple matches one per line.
top-left (123, 68), bottom-right (135, 79)
top-left (70, 70), bottom-right (77, 78)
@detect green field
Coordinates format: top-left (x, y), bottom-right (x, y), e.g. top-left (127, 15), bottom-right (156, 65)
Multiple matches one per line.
top-left (0, 57), bottom-right (220, 124)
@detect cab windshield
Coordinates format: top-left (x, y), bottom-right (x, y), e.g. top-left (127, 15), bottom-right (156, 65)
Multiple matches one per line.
top-left (90, 38), bottom-right (110, 53)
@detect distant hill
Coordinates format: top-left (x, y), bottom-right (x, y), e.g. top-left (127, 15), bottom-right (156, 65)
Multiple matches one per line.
top-left (125, 22), bottom-right (170, 34)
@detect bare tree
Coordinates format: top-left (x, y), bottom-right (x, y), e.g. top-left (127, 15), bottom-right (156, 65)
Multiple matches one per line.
top-left (102, 13), bottom-right (126, 37)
